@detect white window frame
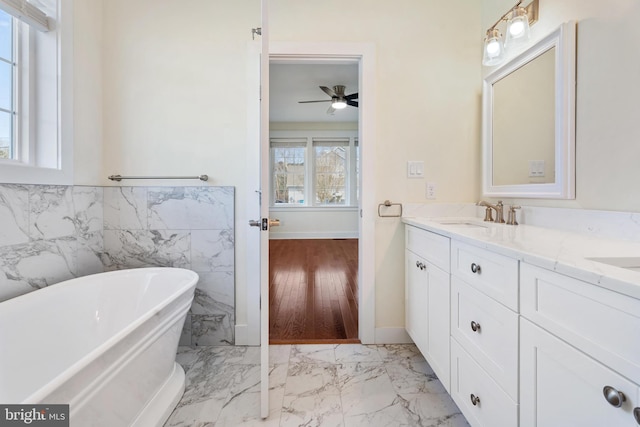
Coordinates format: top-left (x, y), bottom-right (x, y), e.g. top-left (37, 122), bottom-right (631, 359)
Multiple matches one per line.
top-left (270, 130), bottom-right (358, 208)
top-left (270, 137), bottom-right (308, 206)
top-left (0, 0), bottom-right (73, 185)
top-left (0, 9), bottom-right (16, 160)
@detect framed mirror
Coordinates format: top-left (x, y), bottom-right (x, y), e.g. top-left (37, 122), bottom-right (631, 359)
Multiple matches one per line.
top-left (482, 21), bottom-right (576, 199)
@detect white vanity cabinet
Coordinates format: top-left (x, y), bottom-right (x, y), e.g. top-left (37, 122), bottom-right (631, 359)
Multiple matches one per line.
top-left (404, 217), bottom-right (640, 427)
top-left (405, 225), bottom-right (451, 391)
top-left (520, 263), bottom-right (640, 426)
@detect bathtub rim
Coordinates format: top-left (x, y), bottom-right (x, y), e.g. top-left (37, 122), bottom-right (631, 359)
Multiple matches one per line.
top-left (3, 267), bottom-right (198, 404)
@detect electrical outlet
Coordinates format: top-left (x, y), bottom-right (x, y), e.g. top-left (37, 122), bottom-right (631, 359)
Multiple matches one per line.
top-left (426, 182), bottom-right (437, 199)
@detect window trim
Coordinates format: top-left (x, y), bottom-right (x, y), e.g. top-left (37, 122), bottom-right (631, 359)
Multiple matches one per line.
top-left (0, 0), bottom-right (73, 185)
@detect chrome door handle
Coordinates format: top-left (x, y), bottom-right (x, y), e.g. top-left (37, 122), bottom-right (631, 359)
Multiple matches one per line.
top-left (470, 263), bottom-right (481, 274)
top-left (471, 321), bottom-right (481, 332)
top-left (249, 218), bottom-right (280, 229)
top-left (603, 386), bottom-right (626, 408)
top-left (633, 407), bottom-right (640, 424)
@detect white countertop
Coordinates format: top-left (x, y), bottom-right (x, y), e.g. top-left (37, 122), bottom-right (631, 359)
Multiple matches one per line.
top-left (402, 216), bottom-right (640, 300)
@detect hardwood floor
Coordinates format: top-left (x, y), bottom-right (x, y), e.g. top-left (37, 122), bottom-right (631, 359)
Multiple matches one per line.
top-left (269, 239), bottom-right (359, 344)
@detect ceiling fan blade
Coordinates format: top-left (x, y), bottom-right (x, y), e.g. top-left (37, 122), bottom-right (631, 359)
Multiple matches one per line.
top-left (347, 100), bottom-right (358, 108)
top-left (326, 105), bottom-right (336, 115)
top-left (320, 86), bottom-right (337, 98)
top-left (345, 92), bottom-right (358, 100)
top-left (298, 100), bottom-right (332, 103)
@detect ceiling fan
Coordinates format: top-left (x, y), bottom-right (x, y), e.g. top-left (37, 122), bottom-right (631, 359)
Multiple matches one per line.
top-left (298, 85), bottom-right (358, 115)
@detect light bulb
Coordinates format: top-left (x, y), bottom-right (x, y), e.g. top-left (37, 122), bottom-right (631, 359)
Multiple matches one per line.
top-left (509, 20), bottom-right (525, 37)
top-left (486, 39), bottom-right (501, 57)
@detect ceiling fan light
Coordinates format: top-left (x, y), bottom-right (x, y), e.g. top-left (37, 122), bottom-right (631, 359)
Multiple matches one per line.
top-left (332, 99), bottom-right (347, 109)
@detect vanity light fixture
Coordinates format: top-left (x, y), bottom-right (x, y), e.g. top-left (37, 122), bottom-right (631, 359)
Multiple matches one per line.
top-left (482, 0), bottom-right (538, 66)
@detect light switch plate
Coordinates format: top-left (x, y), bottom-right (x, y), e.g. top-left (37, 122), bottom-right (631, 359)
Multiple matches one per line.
top-left (407, 161), bottom-right (424, 178)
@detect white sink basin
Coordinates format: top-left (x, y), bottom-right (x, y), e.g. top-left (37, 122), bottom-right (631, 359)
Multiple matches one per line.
top-left (430, 219), bottom-right (489, 229)
top-left (587, 257), bottom-right (640, 273)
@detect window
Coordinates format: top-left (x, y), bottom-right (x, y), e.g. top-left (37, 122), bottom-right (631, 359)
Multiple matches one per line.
top-left (270, 131), bottom-right (359, 207)
top-left (271, 138), bottom-right (307, 205)
top-left (313, 138), bottom-right (349, 205)
top-left (0, 0), bottom-right (73, 184)
top-left (0, 9), bottom-right (14, 159)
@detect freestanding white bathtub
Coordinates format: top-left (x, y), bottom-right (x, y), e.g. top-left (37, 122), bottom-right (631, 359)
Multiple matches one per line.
top-left (0, 267), bottom-right (198, 427)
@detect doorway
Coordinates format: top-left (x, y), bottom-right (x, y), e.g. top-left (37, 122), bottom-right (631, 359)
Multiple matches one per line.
top-left (268, 60), bottom-right (360, 343)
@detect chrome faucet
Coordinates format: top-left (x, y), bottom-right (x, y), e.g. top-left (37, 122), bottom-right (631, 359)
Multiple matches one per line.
top-left (477, 200), bottom-right (505, 223)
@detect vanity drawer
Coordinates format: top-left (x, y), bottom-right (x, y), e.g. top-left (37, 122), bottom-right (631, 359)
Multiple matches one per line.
top-left (406, 226), bottom-right (450, 272)
top-left (521, 263), bottom-right (640, 383)
top-left (451, 241), bottom-right (519, 310)
top-left (451, 339), bottom-right (518, 427)
top-left (451, 277), bottom-right (519, 400)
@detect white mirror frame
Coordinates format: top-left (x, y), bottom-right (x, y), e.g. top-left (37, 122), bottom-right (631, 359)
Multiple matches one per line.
top-left (482, 21), bottom-right (576, 199)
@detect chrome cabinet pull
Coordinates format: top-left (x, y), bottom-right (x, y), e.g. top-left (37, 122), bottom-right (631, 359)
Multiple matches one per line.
top-left (470, 394), bottom-right (480, 406)
top-left (416, 261), bottom-right (420, 268)
top-left (603, 386), bottom-right (626, 408)
top-left (470, 263), bottom-right (481, 274)
top-left (633, 407), bottom-right (640, 424)
top-left (471, 321), bottom-right (481, 332)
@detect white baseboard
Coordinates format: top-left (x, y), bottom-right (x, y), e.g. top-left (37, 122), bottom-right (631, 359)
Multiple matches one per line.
top-left (269, 231), bottom-right (358, 240)
top-left (234, 324), bottom-right (248, 345)
top-left (374, 327), bottom-right (413, 344)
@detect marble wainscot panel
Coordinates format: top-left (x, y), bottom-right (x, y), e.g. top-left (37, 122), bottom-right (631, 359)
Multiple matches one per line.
top-left (0, 185), bottom-right (104, 302)
top-left (102, 186), bottom-right (235, 346)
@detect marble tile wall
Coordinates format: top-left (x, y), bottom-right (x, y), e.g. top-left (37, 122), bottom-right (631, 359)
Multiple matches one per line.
top-left (0, 184), bottom-right (235, 346)
top-left (102, 186), bottom-right (235, 346)
top-left (0, 184), bottom-right (104, 302)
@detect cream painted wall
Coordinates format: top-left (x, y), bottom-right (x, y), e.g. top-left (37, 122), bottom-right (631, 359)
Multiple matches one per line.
top-left (482, 0), bottom-right (640, 211)
top-left (73, 0), bottom-right (103, 185)
top-left (101, 0), bottom-right (261, 341)
top-left (270, 1), bottom-right (483, 329)
top-left (269, 208), bottom-right (359, 239)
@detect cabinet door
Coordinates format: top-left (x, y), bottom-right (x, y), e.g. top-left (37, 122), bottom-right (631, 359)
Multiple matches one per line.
top-left (406, 249), bottom-right (429, 356)
top-left (405, 249), bottom-right (450, 391)
top-left (521, 318), bottom-right (640, 427)
top-left (427, 262), bottom-right (450, 392)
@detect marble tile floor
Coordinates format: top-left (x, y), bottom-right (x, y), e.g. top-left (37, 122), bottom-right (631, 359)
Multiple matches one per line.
top-left (164, 343), bottom-right (470, 427)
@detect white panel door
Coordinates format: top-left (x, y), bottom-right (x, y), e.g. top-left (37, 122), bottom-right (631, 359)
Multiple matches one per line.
top-left (259, 0), bottom-right (270, 419)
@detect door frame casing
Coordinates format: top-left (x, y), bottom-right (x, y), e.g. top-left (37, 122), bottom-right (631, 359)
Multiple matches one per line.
top-left (268, 41), bottom-right (377, 344)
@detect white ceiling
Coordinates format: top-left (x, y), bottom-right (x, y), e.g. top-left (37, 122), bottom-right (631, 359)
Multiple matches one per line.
top-left (269, 63), bottom-right (359, 123)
